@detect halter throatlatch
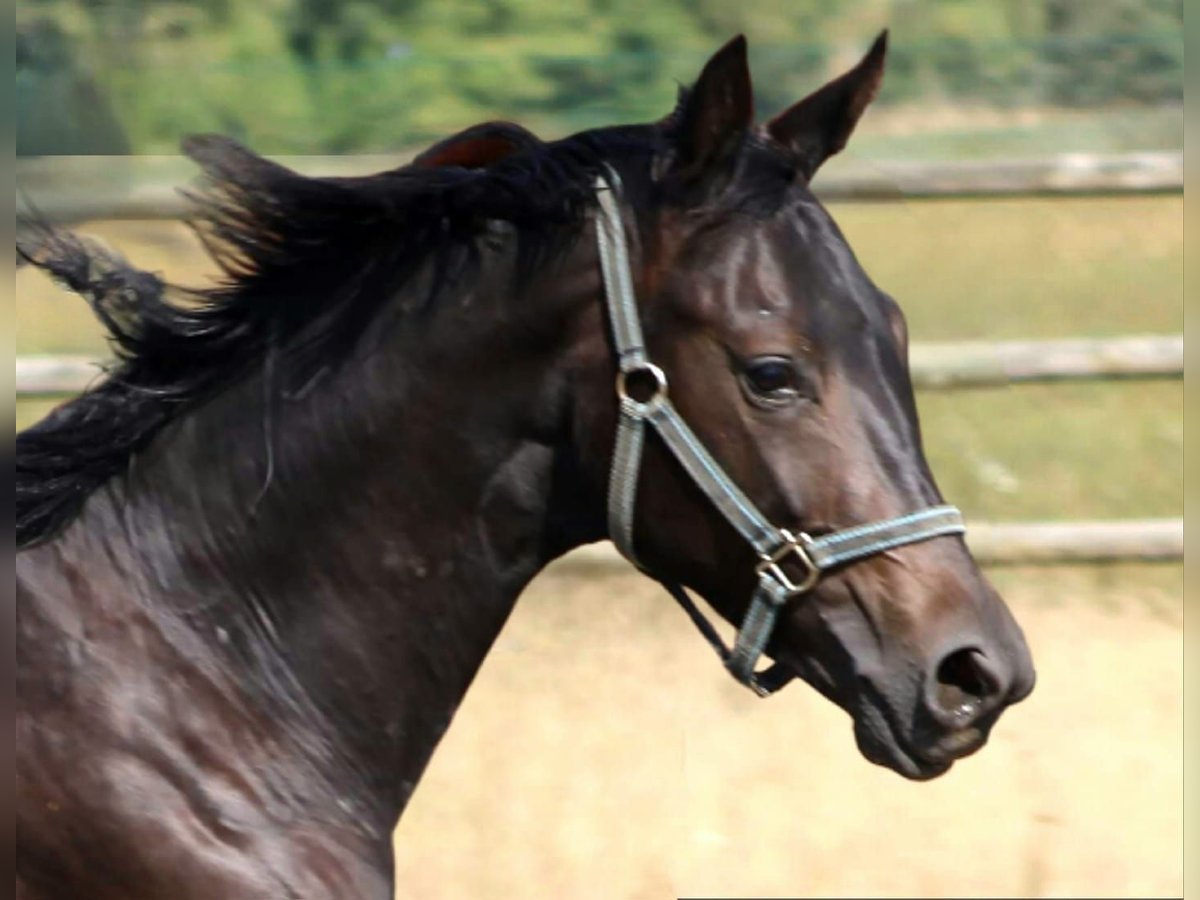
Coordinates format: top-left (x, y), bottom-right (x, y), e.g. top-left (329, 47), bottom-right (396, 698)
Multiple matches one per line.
top-left (594, 167), bottom-right (967, 697)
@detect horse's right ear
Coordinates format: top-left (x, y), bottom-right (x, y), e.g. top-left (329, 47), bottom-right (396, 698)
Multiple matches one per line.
top-left (766, 31), bottom-right (887, 180)
top-left (412, 121), bottom-right (541, 169)
top-left (664, 35), bottom-right (754, 185)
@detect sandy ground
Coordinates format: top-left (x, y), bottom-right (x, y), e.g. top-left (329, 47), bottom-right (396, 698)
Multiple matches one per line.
top-left (392, 565), bottom-right (1182, 899)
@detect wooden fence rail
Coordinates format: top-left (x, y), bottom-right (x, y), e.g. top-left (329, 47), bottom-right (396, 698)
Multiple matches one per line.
top-left (557, 518), bottom-right (1184, 569)
top-left (15, 334), bottom-right (1183, 398)
top-left (16, 345), bottom-right (1182, 565)
top-left (15, 152), bottom-right (1183, 570)
top-left (906, 334), bottom-right (1183, 388)
top-left (15, 151), bottom-right (1183, 222)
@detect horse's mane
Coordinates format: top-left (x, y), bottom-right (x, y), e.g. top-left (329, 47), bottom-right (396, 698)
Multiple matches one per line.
top-left (16, 120), bottom-right (664, 549)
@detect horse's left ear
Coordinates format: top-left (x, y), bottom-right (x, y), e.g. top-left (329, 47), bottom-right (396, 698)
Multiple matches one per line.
top-left (767, 30), bottom-right (887, 180)
top-left (666, 34), bottom-right (754, 184)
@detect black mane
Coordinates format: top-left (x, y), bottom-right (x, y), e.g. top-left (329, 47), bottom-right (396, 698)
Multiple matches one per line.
top-left (16, 123), bottom-right (662, 548)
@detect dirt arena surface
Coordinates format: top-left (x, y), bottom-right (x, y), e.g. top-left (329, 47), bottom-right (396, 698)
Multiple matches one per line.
top-left (392, 564), bottom-right (1182, 899)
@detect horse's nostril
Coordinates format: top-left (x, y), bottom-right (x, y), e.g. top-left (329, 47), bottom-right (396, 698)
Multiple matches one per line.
top-left (931, 647), bottom-right (1002, 725)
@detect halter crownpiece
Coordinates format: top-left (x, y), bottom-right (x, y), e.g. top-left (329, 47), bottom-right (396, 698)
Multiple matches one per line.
top-left (593, 166), bottom-right (967, 696)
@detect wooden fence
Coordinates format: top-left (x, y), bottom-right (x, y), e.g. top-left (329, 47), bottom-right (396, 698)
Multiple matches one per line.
top-left (15, 152), bottom-right (1182, 566)
top-left (15, 151), bottom-right (1183, 222)
top-left (14, 335), bottom-right (1183, 565)
top-left (14, 334), bottom-right (1183, 398)
top-left (558, 519), bottom-right (1184, 570)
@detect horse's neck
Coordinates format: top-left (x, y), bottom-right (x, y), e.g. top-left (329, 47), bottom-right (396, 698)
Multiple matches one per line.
top-left (75, 255), bottom-right (603, 831)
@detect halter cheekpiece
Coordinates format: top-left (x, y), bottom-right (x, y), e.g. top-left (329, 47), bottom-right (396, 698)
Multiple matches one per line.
top-left (593, 166), bottom-right (967, 696)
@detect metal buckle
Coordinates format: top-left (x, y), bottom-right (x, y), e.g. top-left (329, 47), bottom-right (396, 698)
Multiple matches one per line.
top-left (756, 530), bottom-right (821, 596)
top-left (615, 362), bottom-right (668, 415)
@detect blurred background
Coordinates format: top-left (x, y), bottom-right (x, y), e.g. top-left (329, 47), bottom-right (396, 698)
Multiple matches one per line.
top-left (13, 0), bottom-right (1185, 156)
top-left (14, 1), bottom-right (1183, 897)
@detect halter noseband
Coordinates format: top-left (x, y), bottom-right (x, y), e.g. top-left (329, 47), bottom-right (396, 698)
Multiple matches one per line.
top-left (593, 167), bottom-right (967, 697)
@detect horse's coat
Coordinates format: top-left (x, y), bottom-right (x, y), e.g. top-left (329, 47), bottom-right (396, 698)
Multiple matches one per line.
top-left (16, 34), bottom-right (1034, 898)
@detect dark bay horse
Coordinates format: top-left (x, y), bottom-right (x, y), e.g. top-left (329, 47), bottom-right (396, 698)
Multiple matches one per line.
top-left (16, 33), bottom-right (1034, 898)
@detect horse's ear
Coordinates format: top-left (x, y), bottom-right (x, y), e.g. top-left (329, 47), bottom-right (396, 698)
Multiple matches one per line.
top-left (766, 30), bottom-right (887, 180)
top-left (412, 121), bottom-right (541, 169)
top-left (666, 34), bottom-right (754, 183)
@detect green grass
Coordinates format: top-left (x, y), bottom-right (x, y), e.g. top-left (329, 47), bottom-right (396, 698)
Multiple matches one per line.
top-left (16, 196), bottom-right (1183, 524)
top-left (851, 107), bottom-right (1183, 161)
top-left (920, 381), bottom-right (1181, 520)
top-left (831, 195), bottom-right (1183, 339)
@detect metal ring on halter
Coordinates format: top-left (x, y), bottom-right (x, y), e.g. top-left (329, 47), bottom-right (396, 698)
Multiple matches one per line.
top-left (615, 362), bottom-right (669, 416)
top-left (755, 530), bottom-right (822, 596)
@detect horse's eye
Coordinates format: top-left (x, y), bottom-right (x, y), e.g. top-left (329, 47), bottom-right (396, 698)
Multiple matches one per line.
top-left (742, 357), bottom-right (801, 404)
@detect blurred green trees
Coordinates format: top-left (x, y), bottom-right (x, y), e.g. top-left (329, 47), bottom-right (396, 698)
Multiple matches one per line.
top-left (14, 0), bottom-right (1184, 155)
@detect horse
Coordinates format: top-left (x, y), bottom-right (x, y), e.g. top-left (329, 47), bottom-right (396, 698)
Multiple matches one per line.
top-left (15, 32), bottom-right (1035, 898)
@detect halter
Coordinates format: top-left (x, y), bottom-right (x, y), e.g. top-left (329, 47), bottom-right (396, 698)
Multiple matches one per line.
top-left (593, 167), bottom-right (967, 697)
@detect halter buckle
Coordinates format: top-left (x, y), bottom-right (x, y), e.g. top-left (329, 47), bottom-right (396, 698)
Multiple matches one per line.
top-left (756, 530), bottom-right (821, 597)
